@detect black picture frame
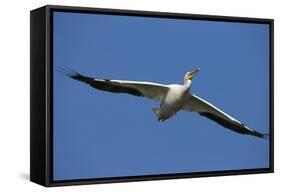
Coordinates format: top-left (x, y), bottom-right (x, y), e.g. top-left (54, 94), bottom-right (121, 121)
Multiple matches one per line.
top-left (30, 5), bottom-right (274, 187)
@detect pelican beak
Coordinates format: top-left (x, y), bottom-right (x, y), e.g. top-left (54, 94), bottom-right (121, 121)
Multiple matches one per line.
top-left (187, 68), bottom-right (200, 79)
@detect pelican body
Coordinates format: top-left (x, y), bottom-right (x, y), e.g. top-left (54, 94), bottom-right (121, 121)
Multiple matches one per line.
top-left (62, 67), bottom-right (267, 138)
top-left (153, 71), bottom-right (196, 121)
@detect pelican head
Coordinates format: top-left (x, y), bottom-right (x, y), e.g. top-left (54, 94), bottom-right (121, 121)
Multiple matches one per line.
top-left (184, 68), bottom-right (200, 83)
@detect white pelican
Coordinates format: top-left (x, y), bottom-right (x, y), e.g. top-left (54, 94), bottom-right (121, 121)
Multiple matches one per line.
top-left (63, 68), bottom-right (267, 138)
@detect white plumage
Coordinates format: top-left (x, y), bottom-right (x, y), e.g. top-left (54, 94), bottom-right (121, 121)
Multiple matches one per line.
top-left (64, 68), bottom-right (267, 138)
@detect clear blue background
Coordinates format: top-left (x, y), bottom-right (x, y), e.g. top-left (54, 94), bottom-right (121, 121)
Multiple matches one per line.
top-left (53, 11), bottom-right (270, 181)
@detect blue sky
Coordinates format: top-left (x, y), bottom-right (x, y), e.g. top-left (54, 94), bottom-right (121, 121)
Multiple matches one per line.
top-left (53, 11), bottom-right (270, 181)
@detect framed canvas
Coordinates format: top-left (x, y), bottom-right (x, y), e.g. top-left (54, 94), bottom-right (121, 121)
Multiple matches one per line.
top-left (30, 5), bottom-right (274, 187)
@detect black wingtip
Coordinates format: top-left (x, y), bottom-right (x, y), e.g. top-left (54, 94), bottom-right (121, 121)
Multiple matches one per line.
top-left (250, 129), bottom-right (269, 139)
top-left (199, 112), bottom-right (269, 139)
top-left (260, 133), bottom-right (270, 139)
top-left (56, 65), bottom-right (96, 87)
top-left (244, 130), bottom-right (269, 139)
top-left (56, 65), bottom-right (82, 79)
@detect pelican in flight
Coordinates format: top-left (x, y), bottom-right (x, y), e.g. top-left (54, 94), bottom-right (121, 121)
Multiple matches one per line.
top-left (63, 68), bottom-right (267, 138)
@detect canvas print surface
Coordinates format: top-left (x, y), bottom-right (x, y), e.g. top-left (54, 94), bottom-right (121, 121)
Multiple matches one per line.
top-left (53, 11), bottom-right (270, 181)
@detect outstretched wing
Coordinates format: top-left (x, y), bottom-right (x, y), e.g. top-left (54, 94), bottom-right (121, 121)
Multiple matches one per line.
top-left (184, 94), bottom-right (267, 138)
top-left (66, 71), bottom-right (169, 100)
